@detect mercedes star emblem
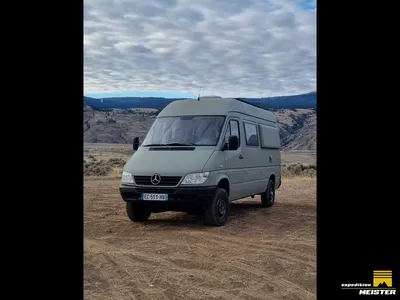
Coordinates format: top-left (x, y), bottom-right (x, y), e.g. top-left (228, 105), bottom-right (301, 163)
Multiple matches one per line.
top-left (151, 174), bottom-right (161, 185)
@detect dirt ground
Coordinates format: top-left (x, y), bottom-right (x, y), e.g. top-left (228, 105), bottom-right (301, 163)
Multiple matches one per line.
top-left (84, 175), bottom-right (316, 300)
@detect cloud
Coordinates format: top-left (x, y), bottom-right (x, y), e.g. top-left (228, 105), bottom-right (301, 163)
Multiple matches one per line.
top-left (84, 0), bottom-right (316, 97)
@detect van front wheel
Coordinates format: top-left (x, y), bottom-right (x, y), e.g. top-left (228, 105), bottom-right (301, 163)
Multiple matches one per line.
top-left (126, 202), bottom-right (151, 222)
top-left (204, 188), bottom-right (230, 226)
top-left (261, 179), bottom-right (275, 207)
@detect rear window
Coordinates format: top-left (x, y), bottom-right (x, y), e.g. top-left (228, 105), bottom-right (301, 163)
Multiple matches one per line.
top-left (244, 122), bottom-right (259, 146)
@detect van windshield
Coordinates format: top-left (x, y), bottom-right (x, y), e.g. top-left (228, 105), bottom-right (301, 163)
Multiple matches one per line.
top-left (142, 115), bottom-right (226, 146)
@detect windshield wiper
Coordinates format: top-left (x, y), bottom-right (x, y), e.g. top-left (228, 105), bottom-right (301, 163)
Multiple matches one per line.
top-left (142, 144), bottom-right (166, 147)
top-left (163, 143), bottom-right (196, 146)
top-left (143, 143), bottom-right (196, 147)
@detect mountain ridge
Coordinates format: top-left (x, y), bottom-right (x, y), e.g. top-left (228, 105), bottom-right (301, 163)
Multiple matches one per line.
top-left (84, 91), bottom-right (316, 110)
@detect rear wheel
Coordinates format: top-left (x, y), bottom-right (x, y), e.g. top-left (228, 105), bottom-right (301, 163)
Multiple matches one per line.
top-left (261, 179), bottom-right (275, 207)
top-left (126, 202), bottom-right (151, 222)
top-left (204, 188), bottom-right (230, 226)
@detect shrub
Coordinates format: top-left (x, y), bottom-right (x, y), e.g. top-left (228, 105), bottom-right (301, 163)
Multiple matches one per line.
top-left (84, 160), bottom-right (112, 176)
top-left (84, 157), bottom-right (127, 176)
top-left (107, 157), bottom-right (126, 167)
top-left (281, 163), bottom-right (317, 178)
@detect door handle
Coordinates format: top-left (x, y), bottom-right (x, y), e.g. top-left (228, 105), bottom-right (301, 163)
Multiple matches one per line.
top-left (239, 154), bottom-right (244, 159)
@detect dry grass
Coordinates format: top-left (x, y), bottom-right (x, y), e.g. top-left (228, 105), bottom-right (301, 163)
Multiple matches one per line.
top-left (84, 157), bottom-right (126, 176)
top-left (84, 156), bottom-right (317, 180)
top-left (84, 144), bottom-right (131, 177)
top-left (281, 163), bottom-right (316, 178)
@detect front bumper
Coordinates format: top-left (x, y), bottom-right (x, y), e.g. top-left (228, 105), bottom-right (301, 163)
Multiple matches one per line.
top-left (119, 184), bottom-right (218, 211)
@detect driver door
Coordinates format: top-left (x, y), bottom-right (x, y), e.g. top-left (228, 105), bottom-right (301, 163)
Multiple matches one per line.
top-left (224, 118), bottom-right (246, 200)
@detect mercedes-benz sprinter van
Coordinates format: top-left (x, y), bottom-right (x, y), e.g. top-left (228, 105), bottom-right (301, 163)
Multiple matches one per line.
top-left (119, 96), bottom-right (281, 226)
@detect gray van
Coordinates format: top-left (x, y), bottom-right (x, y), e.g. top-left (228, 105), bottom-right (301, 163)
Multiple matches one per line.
top-left (119, 96), bottom-right (281, 226)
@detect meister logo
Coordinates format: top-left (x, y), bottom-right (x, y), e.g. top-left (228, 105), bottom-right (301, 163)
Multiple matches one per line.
top-left (341, 270), bottom-right (396, 296)
top-left (373, 270), bottom-right (392, 288)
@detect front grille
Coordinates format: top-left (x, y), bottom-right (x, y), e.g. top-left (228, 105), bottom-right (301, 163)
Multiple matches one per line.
top-left (133, 175), bottom-right (182, 186)
top-left (135, 188), bottom-right (176, 194)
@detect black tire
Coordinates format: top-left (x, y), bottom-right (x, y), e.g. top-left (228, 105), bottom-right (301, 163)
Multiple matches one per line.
top-left (261, 179), bottom-right (275, 207)
top-left (204, 188), bottom-right (230, 226)
top-left (126, 202), bottom-right (151, 222)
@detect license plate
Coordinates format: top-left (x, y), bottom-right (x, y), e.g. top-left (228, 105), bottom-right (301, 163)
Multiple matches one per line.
top-left (141, 193), bottom-right (169, 201)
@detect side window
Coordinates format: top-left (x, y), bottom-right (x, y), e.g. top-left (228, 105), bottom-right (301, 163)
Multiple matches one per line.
top-left (244, 122), bottom-right (259, 146)
top-left (223, 119), bottom-right (240, 147)
top-left (229, 120), bottom-right (240, 147)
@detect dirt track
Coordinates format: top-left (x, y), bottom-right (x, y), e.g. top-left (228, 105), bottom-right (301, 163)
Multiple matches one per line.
top-left (84, 177), bottom-right (316, 300)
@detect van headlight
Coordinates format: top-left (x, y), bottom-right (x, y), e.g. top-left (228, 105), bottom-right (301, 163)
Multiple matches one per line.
top-left (181, 172), bottom-right (210, 185)
top-left (121, 171), bottom-right (134, 184)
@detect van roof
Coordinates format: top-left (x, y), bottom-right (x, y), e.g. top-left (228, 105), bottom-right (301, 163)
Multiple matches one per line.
top-left (158, 97), bottom-right (277, 123)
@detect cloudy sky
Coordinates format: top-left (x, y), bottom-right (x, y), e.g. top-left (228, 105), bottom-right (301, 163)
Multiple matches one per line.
top-left (84, 0), bottom-right (316, 98)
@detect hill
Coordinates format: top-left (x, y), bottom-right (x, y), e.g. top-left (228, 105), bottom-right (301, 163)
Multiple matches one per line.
top-left (276, 109), bottom-right (316, 150)
top-left (83, 91), bottom-right (316, 110)
top-left (83, 106), bottom-right (316, 150)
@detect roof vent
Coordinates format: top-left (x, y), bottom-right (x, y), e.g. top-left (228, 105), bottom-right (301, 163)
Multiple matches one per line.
top-left (198, 95), bottom-right (222, 99)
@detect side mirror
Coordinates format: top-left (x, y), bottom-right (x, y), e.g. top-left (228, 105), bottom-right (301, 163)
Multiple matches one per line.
top-left (133, 137), bottom-right (139, 151)
top-left (228, 135), bottom-right (239, 151)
